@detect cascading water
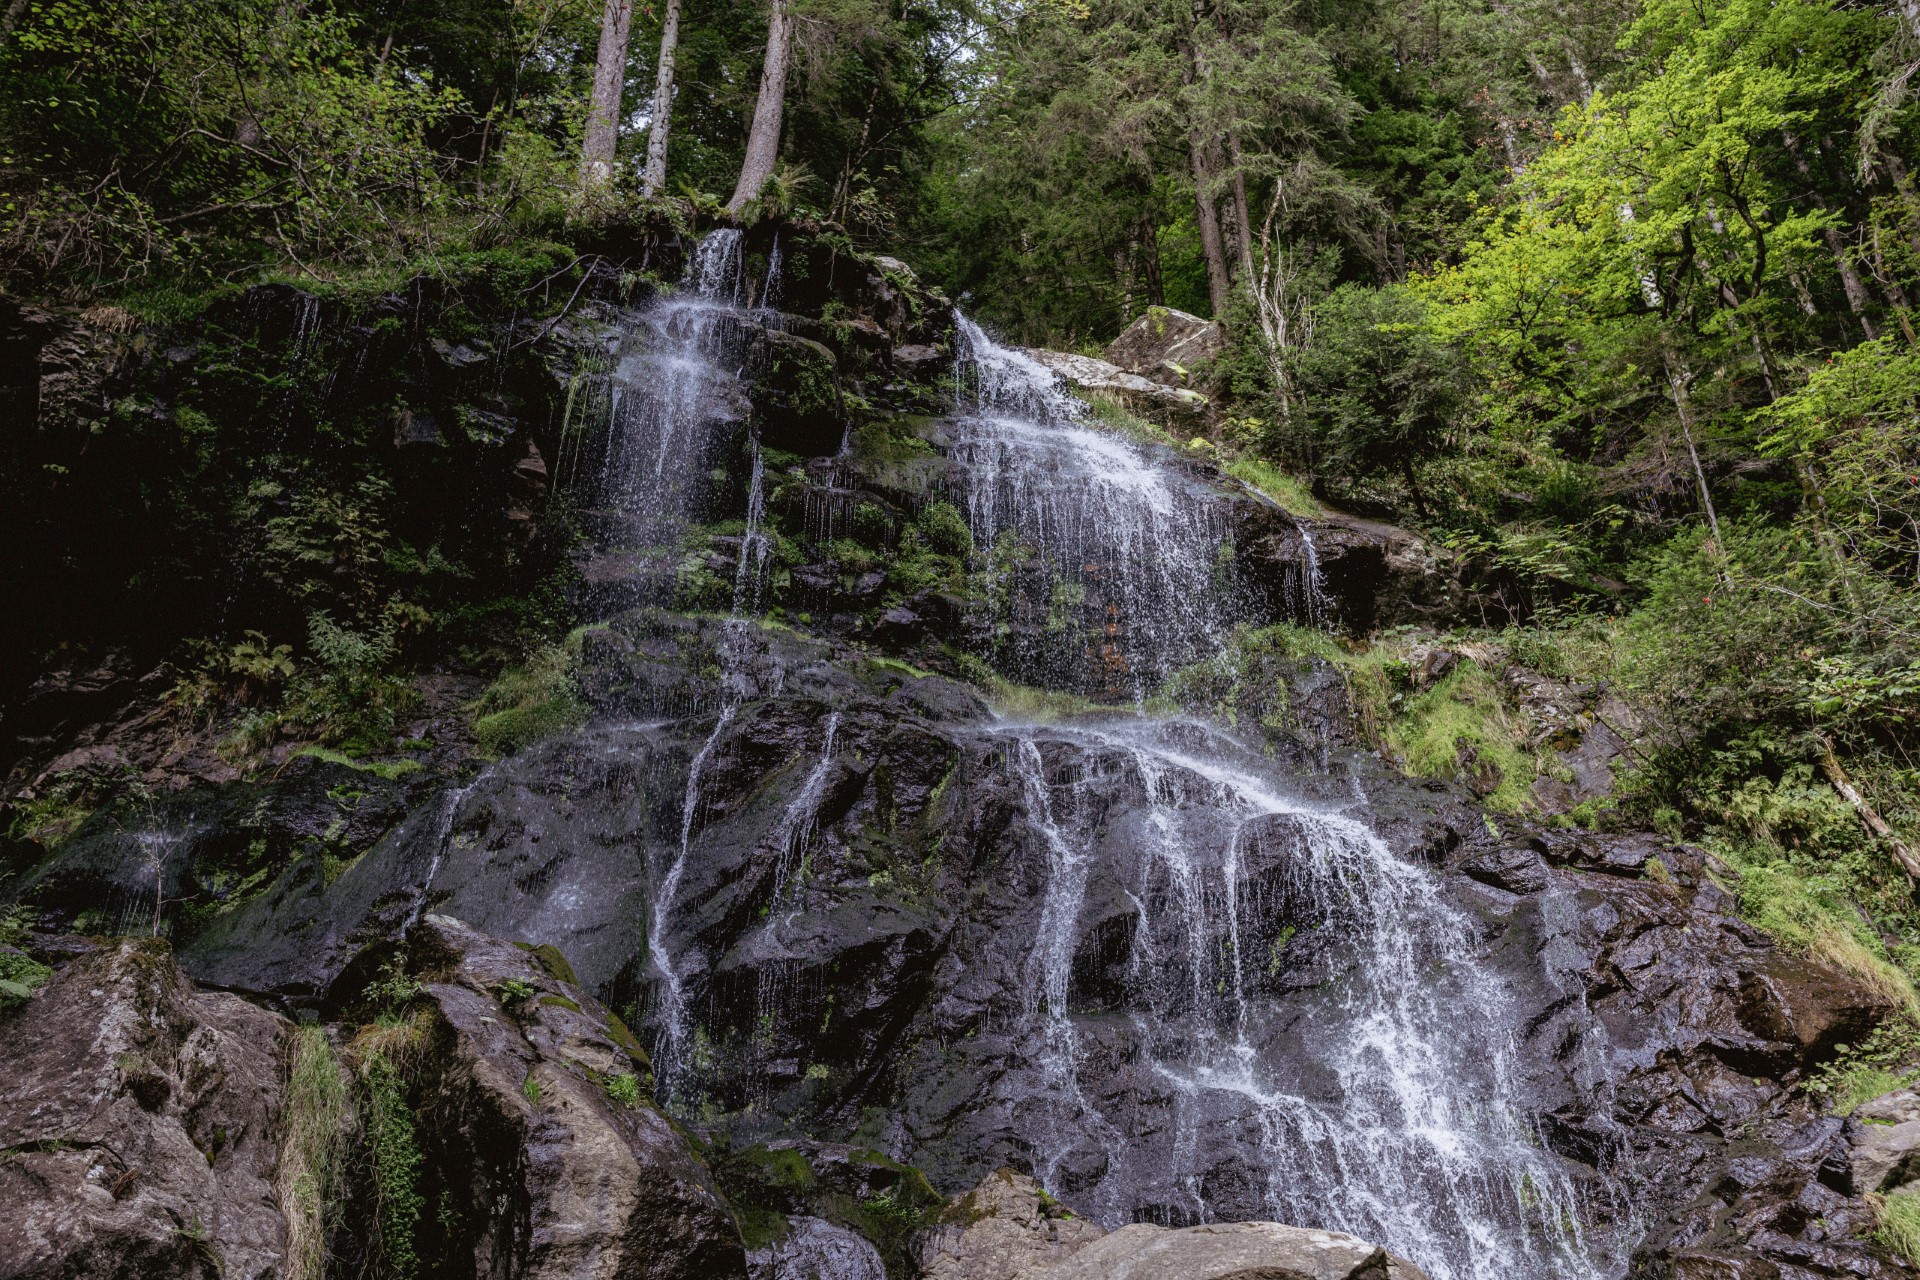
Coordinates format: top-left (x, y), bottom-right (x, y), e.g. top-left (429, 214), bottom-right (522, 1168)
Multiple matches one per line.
top-left (950, 317), bottom-right (1241, 699)
top-left (568, 227), bottom-right (785, 1094)
top-left (574, 228), bottom-right (761, 611)
top-left (949, 313), bottom-right (1614, 1279)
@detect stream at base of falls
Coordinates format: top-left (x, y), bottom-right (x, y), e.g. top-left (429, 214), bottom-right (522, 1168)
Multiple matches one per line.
top-left (569, 229), bottom-right (1622, 1280)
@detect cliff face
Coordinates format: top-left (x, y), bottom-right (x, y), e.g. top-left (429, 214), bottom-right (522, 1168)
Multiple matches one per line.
top-left (1, 220), bottom-right (1914, 1280)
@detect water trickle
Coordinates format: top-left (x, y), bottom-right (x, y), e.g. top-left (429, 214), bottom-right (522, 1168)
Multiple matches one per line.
top-left (653, 701), bottom-right (736, 1089)
top-left (407, 774), bottom-right (486, 930)
top-left (1290, 519), bottom-right (1334, 631)
top-left (769, 711), bottom-right (841, 921)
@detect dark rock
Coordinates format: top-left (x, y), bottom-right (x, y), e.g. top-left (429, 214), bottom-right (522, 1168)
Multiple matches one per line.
top-left (755, 330), bottom-right (843, 455)
top-left (893, 344), bottom-right (949, 377)
top-left (0, 938), bottom-right (290, 1280)
top-left (1461, 845), bottom-right (1552, 895)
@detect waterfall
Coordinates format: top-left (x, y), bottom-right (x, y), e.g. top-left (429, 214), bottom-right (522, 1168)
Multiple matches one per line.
top-left (575, 226), bottom-right (786, 1095)
top-left (950, 316), bottom-right (1239, 699)
top-left (952, 312), bottom-right (1612, 1279)
top-left (579, 227), bottom-right (760, 605)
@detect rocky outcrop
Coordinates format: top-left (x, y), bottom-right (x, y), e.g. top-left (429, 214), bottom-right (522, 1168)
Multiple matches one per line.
top-left (1034, 1223), bottom-right (1425, 1280)
top-left (1852, 1087), bottom-right (1920, 1195)
top-left (1104, 306), bottom-right (1226, 379)
top-left (913, 1170), bottom-right (1425, 1280)
top-left (398, 914), bottom-right (746, 1280)
top-left (0, 937), bottom-right (291, 1280)
top-left (749, 1215), bottom-right (886, 1279)
top-left (914, 1170), bottom-right (1107, 1280)
top-left (1025, 349), bottom-right (1207, 421)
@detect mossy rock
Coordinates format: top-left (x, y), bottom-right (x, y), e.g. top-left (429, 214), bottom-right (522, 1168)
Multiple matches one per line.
top-left (755, 330), bottom-right (843, 456)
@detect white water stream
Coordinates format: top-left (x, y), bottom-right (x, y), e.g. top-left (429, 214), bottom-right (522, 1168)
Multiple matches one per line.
top-left (952, 317), bottom-right (1611, 1279)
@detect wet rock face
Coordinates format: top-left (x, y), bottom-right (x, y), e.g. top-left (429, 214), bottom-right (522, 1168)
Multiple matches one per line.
top-left (135, 612), bottom-right (1917, 1277)
top-left (0, 938), bottom-right (291, 1280)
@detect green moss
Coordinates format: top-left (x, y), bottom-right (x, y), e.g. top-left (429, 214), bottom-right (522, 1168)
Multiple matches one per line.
top-left (526, 943), bottom-right (579, 985)
top-left (296, 747), bottom-right (422, 780)
top-left (471, 641), bottom-right (586, 758)
top-left (536, 994), bottom-right (581, 1012)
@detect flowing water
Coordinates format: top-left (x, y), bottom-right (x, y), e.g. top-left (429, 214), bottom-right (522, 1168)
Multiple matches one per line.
top-left (950, 317), bottom-right (1240, 699)
top-left (578, 238), bottom-right (1613, 1277)
top-left (949, 316), bottom-right (1612, 1279)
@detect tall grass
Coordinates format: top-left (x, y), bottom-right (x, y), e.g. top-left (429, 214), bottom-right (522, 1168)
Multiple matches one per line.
top-left (279, 1026), bottom-right (350, 1280)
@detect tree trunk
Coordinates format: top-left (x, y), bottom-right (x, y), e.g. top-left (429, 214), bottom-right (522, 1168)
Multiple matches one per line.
top-left (1227, 135), bottom-right (1256, 279)
top-left (728, 0), bottom-right (794, 211)
top-left (1139, 210), bottom-right (1165, 307)
top-left (581, 0), bottom-right (637, 188)
top-left (638, 0), bottom-right (684, 199)
top-left (1187, 134), bottom-right (1232, 317)
top-left (1821, 735), bottom-right (1920, 883)
top-left (1664, 349), bottom-right (1728, 581)
top-left (1401, 458), bottom-right (1429, 518)
top-left (1783, 132), bottom-right (1878, 337)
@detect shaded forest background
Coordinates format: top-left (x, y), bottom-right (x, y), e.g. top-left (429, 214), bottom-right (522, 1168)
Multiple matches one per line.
top-left (11, 0), bottom-right (1920, 1075)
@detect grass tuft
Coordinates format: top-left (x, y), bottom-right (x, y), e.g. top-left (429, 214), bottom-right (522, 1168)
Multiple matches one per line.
top-left (1225, 458), bottom-right (1322, 517)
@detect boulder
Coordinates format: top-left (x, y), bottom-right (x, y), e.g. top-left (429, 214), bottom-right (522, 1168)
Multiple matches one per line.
top-left (1461, 844), bottom-right (1552, 895)
top-left (402, 914), bottom-right (747, 1280)
top-left (1032, 1222), bottom-right (1427, 1280)
top-left (748, 1216), bottom-right (887, 1280)
top-left (1105, 306), bottom-right (1226, 379)
top-left (1024, 349), bottom-right (1207, 421)
top-left (0, 937), bottom-right (291, 1280)
top-left (913, 1170), bottom-right (1107, 1280)
top-left (1852, 1087), bottom-right (1920, 1194)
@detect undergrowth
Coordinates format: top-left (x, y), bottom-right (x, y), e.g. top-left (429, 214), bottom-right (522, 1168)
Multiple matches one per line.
top-left (1225, 458), bottom-right (1322, 517)
top-left (281, 1027), bottom-right (350, 1280)
top-left (471, 634), bottom-right (588, 758)
top-left (1882, 1186), bottom-right (1920, 1262)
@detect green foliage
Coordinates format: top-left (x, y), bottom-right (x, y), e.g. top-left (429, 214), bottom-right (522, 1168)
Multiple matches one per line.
top-left (471, 639), bottom-right (586, 758)
top-left (360, 1051), bottom-right (424, 1280)
top-left (1806, 1022), bottom-right (1920, 1115)
top-left (1224, 459), bottom-right (1321, 517)
top-left (0, 946), bottom-right (52, 1016)
top-left (1374, 662), bottom-right (1538, 813)
top-left (1882, 1185), bottom-right (1920, 1262)
top-left (1286, 284), bottom-right (1464, 514)
top-left (282, 1027), bottom-right (350, 1280)
top-left (605, 1072), bottom-right (642, 1108)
